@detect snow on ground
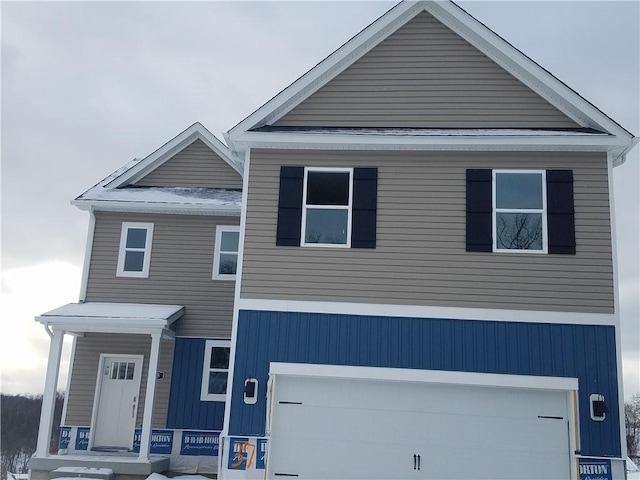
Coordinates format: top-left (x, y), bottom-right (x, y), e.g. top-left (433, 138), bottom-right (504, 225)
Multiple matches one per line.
top-left (146, 475), bottom-right (211, 480)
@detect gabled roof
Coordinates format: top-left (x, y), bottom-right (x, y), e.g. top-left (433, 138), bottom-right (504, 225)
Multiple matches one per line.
top-left (226, 0), bottom-right (636, 164)
top-left (108, 122), bottom-right (243, 187)
top-left (73, 123), bottom-right (242, 215)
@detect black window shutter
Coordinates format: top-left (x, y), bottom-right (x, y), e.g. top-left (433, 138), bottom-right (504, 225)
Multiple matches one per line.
top-left (276, 166), bottom-right (304, 246)
top-left (352, 168), bottom-right (377, 248)
top-left (546, 170), bottom-right (576, 255)
top-left (466, 169), bottom-right (492, 252)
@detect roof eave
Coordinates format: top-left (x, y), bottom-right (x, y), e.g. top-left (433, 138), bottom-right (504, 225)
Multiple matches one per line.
top-left (71, 199), bottom-right (242, 216)
top-left (231, 130), bottom-right (628, 152)
top-left (36, 303), bottom-right (185, 336)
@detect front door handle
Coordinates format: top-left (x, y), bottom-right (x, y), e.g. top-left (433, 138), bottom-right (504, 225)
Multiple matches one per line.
top-left (132, 396), bottom-right (137, 418)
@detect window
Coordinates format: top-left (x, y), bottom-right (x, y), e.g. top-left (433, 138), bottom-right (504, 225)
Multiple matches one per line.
top-left (117, 222), bottom-right (154, 277)
top-left (213, 226), bottom-right (240, 280)
top-left (200, 340), bottom-right (231, 402)
top-left (276, 166), bottom-right (377, 248)
top-left (493, 170), bottom-right (547, 253)
top-left (302, 168), bottom-right (353, 247)
top-left (108, 361), bottom-right (135, 380)
top-left (466, 169), bottom-right (575, 255)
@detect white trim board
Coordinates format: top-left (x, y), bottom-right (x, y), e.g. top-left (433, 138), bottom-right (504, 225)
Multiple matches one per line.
top-left (269, 362), bottom-right (579, 392)
top-left (237, 298), bottom-right (616, 326)
top-left (230, 130), bottom-right (627, 152)
top-left (73, 202), bottom-right (241, 217)
top-left (227, 1), bottom-right (636, 155)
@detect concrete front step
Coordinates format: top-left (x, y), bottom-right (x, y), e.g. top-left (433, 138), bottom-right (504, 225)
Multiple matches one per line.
top-left (50, 467), bottom-right (114, 480)
top-left (29, 454), bottom-right (170, 480)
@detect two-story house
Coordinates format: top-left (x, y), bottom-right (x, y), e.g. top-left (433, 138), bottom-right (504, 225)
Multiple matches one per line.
top-left (217, 1), bottom-right (637, 480)
top-left (31, 1), bottom-right (636, 479)
top-left (30, 123), bottom-right (242, 477)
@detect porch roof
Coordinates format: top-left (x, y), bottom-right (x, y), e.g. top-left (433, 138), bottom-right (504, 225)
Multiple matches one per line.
top-left (35, 302), bottom-right (184, 335)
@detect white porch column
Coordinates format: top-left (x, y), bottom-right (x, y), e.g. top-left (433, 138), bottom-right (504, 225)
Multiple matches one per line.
top-left (138, 331), bottom-right (161, 460)
top-left (35, 327), bottom-right (65, 457)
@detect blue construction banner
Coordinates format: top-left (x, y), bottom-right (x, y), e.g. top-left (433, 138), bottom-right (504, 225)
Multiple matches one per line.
top-left (256, 438), bottom-right (267, 470)
top-left (579, 458), bottom-right (612, 480)
top-left (228, 437), bottom-right (267, 471)
top-left (132, 429), bottom-right (174, 454)
top-left (59, 427), bottom-right (71, 449)
top-left (228, 437), bottom-right (250, 470)
top-left (180, 431), bottom-right (220, 456)
top-left (75, 427), bottom-right (90, 451)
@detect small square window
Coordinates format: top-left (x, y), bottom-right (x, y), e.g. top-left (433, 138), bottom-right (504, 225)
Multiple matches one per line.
top-left (213, 226), bottom-right (240, 280)
top-left (117, 223), bottom-right (154, 277)
top-left (302, 168), bottom-right (353, 247)
top-left (493, 171), bottom-right (547, 253)
top-left (201, 340), bottom-right (231, 402)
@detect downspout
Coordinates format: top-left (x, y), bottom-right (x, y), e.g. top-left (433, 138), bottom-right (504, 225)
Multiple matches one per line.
top-left (608, 150), bottom-right (631, 462)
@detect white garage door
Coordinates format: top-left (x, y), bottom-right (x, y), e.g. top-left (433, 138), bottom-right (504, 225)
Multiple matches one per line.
top-left (267, 373), bottom-right (572, 479)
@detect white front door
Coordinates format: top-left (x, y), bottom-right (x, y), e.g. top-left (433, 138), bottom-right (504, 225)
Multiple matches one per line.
top-left (92, 355), bottom-right (143, 449)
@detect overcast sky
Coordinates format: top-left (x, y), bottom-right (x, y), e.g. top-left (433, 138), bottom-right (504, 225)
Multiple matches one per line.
top-left (1, 1), bottom-right (638, 399)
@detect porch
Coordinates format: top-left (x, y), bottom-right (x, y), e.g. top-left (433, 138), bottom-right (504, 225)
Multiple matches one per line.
top-left (33, 302), bottom-right (184, 466)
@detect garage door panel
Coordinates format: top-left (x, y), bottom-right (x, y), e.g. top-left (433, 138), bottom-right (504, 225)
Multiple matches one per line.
top-left (275, 376), bottom-right (567, 418)
top-left (268, 374), bottom-right (571, 479)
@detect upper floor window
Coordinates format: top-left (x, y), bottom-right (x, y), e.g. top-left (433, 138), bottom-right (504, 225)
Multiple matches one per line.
top-left (213, 226), bottom-right (240, 280)
top-left (200, 339), bottom-right (231, 402)
top-left (466, 169), bottom-right (575, 255)
top-left (302, 168), bottom-right (353, 247)
top-left (493, 170), bottom-right (547, 253)
top-left (276, 166), bottom-right (377, 249)
top-left (117, 222), bottom-right (154, 277)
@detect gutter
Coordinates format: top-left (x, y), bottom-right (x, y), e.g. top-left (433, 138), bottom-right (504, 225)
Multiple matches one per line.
top-left (71, 200), bottom-right (242, 216)
top-left (611, 137), bottom-right (640, 167)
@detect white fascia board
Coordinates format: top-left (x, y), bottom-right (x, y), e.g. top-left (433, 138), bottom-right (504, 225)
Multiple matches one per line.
top-left (429, 1), bottom-right (635, 143)
top-left (610, 139), bottom-right (640, 167)
top-left (108, 123), bottom-right (242, 188)
top-left (71, 200), bottom-right (241, 216)
top-left (269, 362), bottom-right (579, 392)
top-left (35, 317), bottom-right (171, 336)
top-left (232, 131), bottom-right (627, 152)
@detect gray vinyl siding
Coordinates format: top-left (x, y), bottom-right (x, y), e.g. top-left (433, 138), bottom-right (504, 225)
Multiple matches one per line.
top-left (134, 139), bottom-right (242, 189)
top-left (85, 212), bottom-right (237, 337)
top-left (240, 149), bottom-right (614, 313)
top-left (64, 334), bottom-right (174, 429)
top-left (275, 12), bottom-right (578, 129)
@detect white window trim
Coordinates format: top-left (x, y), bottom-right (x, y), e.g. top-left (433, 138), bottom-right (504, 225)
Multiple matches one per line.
top-left (200, 339), bottom-right (231, 402)
top-left (213, 225), bottom-right (240, 280)
top-left (301, 167), bottom-right (353, 248)
top-left (492, 170), bottom-right (548, 254)
top-left (116, 222), bottom-right (154, 277)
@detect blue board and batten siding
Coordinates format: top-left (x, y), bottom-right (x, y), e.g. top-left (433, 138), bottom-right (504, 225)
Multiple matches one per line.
top-left (229, 310), bottom-right (620, 457)
top-left (167, 338), bottom-right (225, 430)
